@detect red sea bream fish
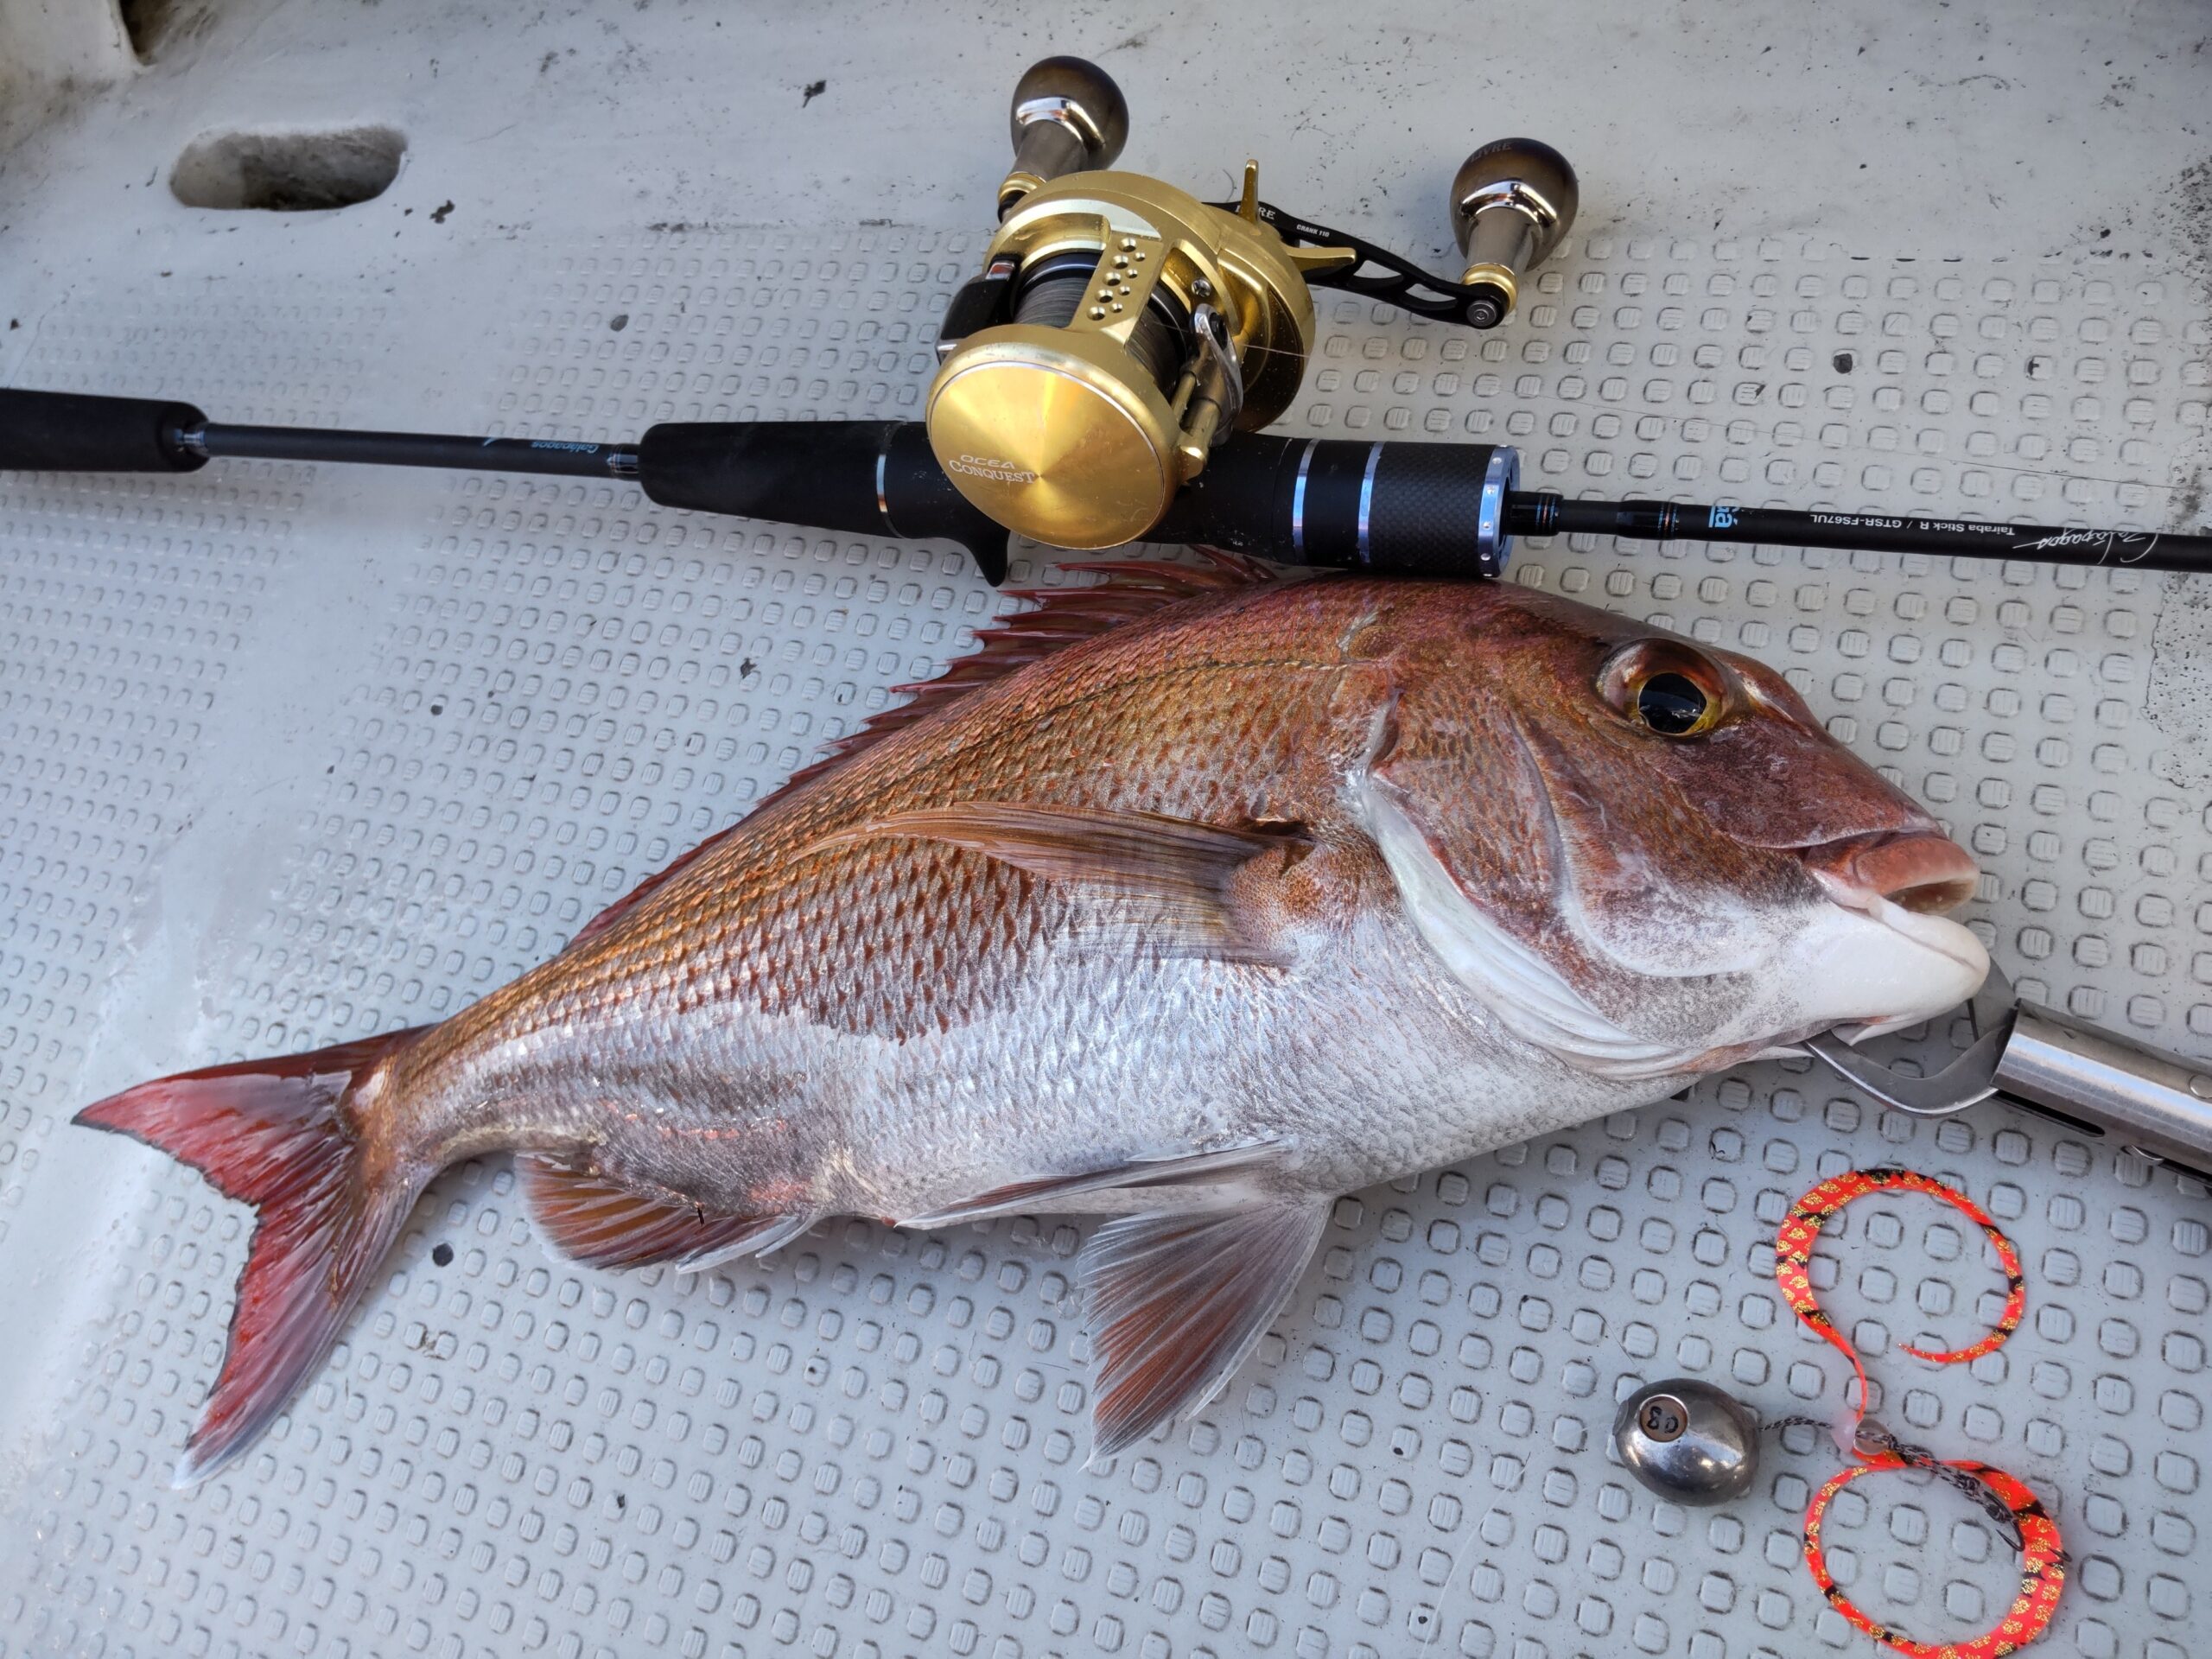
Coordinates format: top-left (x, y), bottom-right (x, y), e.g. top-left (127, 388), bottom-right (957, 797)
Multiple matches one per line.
top-left (78, 560), bottom-right (1988, 1484)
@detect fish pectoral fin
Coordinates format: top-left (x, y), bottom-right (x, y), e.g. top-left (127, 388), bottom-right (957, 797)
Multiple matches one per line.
top-left (820, 802), bottom-right (1311, 965)
top-left (1078, 1195), bottom-right (1331, 1464)
top-left (900, 1139), bottom-right (1291, 1230)
top-left (520, 1154), bottom-right (808, 1272)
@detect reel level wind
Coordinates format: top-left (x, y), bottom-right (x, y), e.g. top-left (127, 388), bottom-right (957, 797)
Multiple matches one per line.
top-left (925, 56), bottom-right (1580, 550)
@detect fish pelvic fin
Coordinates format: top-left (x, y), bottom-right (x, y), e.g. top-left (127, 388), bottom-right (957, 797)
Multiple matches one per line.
top-left (1079, 1194), bottom-right (1330, 1465)
top-left (819, 803), bottom-right (1311, 966)
top-left (520, 1154), bottom-right (811, 1272)
top-left (73, 1026), bottom-right (431, 1488)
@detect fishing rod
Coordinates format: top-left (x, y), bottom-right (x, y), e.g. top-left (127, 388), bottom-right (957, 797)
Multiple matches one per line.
top-left (0, 386), bottom-right (1010, 583)
top-left (6, 387), bottom-right (2208, 581)
top-left (19, 59), bottom-right (2193, 581)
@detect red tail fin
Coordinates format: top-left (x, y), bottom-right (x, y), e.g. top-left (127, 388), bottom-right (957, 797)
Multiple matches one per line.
top-left (74, 1027), bottom-right (428, 1486)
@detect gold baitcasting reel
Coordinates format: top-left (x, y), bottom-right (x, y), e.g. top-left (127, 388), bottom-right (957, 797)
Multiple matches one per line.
top-left (929, 162), bottom-right (1343, 549)
top-left (926, 56), bottom-right (1583, 550)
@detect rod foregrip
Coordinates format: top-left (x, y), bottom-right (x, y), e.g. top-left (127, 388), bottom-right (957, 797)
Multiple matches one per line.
top-left (0, 387), bottom-right (208, 474)
top-left (1160, 436), bottom-right (1516, 577)
top-left (635, 420), bottom-right (1010, 584)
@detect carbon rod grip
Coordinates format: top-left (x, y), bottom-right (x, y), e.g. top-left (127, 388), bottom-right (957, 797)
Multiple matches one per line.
top-left (635, 420), bottom-right (1010, 583)
top-left (1160, 436), bottom-right (1515, 576)
top-left (0, 387), bottom-right (208, 473)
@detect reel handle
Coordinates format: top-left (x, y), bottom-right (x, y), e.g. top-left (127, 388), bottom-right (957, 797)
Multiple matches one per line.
top-left (1448, 138), bottom-right (1580, 327)
top-left (0, 386), bottom-right (210, 473)
top-left (1000, 56), bottom-right (1129, 215)
top-left (634, 420), bottom-right (1011, 584)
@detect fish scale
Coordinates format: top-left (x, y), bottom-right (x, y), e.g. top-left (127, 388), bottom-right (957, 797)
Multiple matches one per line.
top-left (74, 561), bottom-right (1989, 1480)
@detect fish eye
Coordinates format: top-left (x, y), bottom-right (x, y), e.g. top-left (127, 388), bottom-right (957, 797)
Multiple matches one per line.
top-left (1599, 642), bottom-right (1728, 738)
top-left (1637, 672), bottom-right (1710, 736)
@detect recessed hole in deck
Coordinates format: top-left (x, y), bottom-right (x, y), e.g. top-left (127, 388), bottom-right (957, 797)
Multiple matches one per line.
top-left (170, 125), bottom-right (405, 211)
top-left (119, 0), bottom-right (207, 61)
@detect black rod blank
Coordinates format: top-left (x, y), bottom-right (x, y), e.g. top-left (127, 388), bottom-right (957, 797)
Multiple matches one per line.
top-left (1512, 493), bottom-right (2212, 576)
top-left (194, 423), bottom-right (633, 480)
top-left (4, 385), bottom-right (2208, 581)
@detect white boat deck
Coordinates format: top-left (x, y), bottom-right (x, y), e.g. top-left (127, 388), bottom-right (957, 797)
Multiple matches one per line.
top-left (3, 3), bottom-right (2209, 1655)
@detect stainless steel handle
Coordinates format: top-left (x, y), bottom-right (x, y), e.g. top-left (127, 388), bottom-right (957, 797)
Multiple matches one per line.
top-left (1994, 1001), bottom-right (2212, 1179)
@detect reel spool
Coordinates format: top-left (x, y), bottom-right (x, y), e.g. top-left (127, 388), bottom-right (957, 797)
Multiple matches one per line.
top-left (927, 56), bottom-right (1581, 550)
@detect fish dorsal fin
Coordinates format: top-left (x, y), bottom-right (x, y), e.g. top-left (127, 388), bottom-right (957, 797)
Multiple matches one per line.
top-left (520, 1154), bottom-right (808, 1272)
top-left (567, 552), bottom-right (1280, 950)
top-left (753, 551), bottom-right (1281, 815)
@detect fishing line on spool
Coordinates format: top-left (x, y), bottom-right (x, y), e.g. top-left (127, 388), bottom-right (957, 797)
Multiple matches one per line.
top-left (1766, 1168), bottom-right (2067, 1658)
top-left (1011, 252), bottom-right (1192, 391)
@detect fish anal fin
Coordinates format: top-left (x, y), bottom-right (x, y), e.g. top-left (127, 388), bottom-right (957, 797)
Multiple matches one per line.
top-left (823, 803), bottom-right (1311, 966)
top-left (902, 1140), bottom-right (1287, 1230)
top-left (1079, 1197), bottom-right (1330, 1463)
top-left (521, 1155), bottom-right (803, 1271)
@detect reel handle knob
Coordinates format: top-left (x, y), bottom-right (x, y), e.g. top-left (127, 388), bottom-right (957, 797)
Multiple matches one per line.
top-left (1000, 55), bottom-right (1129, 216)
top-left (1447, 137), bottom-right (1580, 327)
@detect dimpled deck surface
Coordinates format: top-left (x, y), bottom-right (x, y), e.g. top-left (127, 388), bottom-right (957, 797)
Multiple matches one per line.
top-left (3, 3), bottom-right (2211, 1657)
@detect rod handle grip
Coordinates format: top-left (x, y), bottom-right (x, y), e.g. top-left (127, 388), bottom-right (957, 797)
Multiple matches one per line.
top-left (636, 420), bottom-right (1010, 584)
top-left (0, 387), bottom-right (209, 473)
top-left (1160, 436), bottom-right (1515, 576)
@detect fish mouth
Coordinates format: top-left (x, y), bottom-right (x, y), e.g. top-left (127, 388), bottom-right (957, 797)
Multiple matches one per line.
top-left (1792, 830), bottom-right (1987, 1043)
top-left (1801, 830), bottom-right (1980, 917)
